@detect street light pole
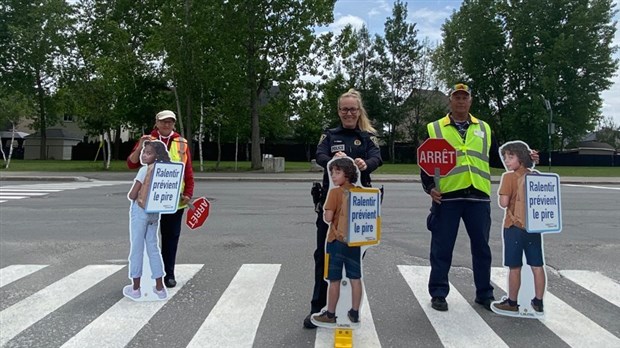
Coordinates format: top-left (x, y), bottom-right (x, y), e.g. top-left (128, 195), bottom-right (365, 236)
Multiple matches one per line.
top-left (542, 97), bottom-right (554, 172)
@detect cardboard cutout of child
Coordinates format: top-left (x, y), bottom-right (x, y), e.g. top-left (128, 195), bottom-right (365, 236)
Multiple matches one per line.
top-left (491, 141), bottom-right (547, 318)
top-left (123, 140), bottom-right (174, 302)
top-left (311, 157), bottom-right (379, 328)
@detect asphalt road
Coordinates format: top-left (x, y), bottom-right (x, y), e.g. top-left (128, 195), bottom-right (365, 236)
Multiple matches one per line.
top-left (1, 180), bottom-right (619, 347)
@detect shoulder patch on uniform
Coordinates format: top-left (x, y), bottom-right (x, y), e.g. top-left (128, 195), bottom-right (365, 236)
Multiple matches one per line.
top-left (370, 136), bottom-right (380, 148)
top-left (318, 134), bottom-right (327, 145)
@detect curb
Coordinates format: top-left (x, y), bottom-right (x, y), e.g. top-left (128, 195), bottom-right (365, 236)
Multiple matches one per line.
top-left (1, 176), bottom-right (92, 182)
top-left (1, 174), bottom-right (619, 185)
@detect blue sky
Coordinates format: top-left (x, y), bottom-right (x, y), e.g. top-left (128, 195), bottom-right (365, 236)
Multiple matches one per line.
top-left (322, 0), bottom-right (620, 127)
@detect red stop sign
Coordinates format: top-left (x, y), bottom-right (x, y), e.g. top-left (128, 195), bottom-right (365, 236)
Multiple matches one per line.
top-left (185, 197), bottom-right (210, 230)
top-left (417, 138), bottom-right (457, 176)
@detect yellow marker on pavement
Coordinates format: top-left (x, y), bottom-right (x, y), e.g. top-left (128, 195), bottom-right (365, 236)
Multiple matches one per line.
top-left (334, 328), bottom-right (353, 348)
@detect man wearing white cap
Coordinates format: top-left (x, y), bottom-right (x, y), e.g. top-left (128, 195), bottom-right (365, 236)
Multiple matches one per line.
top-left (127, 110), bottom-right (195, 288)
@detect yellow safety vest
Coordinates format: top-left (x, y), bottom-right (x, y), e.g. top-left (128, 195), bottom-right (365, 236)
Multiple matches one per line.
top-left (427, 114), bottom-right (491, 195)
top-left (151, 136), bottom-right (189, 209)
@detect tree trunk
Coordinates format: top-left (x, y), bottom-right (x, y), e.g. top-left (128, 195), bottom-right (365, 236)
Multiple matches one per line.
top-left (172, 83), bottom-right (185, 139)
top-left (113, 125), bottom-right (121, 160)
top-left (105, 130), bottom-right (112, 170)
top-left (185, 95), bottom-right (193, 151)
top-left (102, 132), bottom-right (108, 168)
top-left (198, 93), bottom-right (205, 172)
top-left (36, 68), bottom-right (47, 160)
top-left (246, 9), bottom-right (262, 170)
top-left (4, 123), bottom-right (17, 168)
top-left (250, 88), bottom-right (261, 169)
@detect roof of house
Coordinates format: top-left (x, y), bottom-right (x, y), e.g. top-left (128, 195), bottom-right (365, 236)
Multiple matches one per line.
top-left (25, 128), bottom-right (82, 141)
top-left (577, 141), bottom-right (615, 150)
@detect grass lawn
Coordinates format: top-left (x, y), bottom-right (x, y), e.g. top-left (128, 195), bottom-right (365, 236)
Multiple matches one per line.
top-left (1, 159), bottom-right (619, 177)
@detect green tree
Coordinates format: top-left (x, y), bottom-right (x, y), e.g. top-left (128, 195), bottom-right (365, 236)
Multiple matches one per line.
top-left (373, 0), bottom-right (421, 162)
top-left (72, 0), bottom-right (170, 161)
top-left (434, 0), bottom-right (508, 138)
top-left (291, 83), bottom-right (332, 160)
top-left (1, 0), bottom-right (75, 159)
top-left (435, 0), bottom-right (618, 149)
top-left (225, 0), bottom-right (336, 169)
top-left (403, 39), bottom-right (446, 148)
top-left (0, 90), bottom-right (34, 167)
top-left (595, 116), bottom-right (620, 149)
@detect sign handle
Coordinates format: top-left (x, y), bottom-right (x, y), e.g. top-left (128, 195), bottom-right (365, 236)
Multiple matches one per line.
top-left (434, 167), bottom-right (441, 193)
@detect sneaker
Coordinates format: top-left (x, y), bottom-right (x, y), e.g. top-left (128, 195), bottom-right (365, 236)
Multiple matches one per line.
top-left (348, 309), bottom-right (360, 323)
top-left (303, 313), bottom-right (317, 329)
top-left (123, 285), bottom-right (141, 300)
top-left (153, 286), bottom-right (168, 300)
top-left (492, 298), bottom-right (519, 313)
top-left (531, 298), bottom-right (544, 313)
top-left (475, 297), bottom-right (495, 311)
top-left (431, 297), bottom-right (448, 311)
top-left (312, 311), bottom-right (337, 325)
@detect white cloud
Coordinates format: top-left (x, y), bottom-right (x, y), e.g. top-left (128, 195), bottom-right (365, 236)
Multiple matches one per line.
top-left (328, 15), bottom-right (367, 34)
top-left (368, 8), bottom-right (381, 17)
top-left (409, 7), bottom-right (452, 43)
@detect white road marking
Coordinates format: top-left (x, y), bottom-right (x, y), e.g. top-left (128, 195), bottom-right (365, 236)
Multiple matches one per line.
top-left (0, 265), bottom-right (123, 346)
top-left (0, 265), bottom-right (48, 288)
top-left (314, 283), bottom-right (381, 348)
top-left (61, 264), bottom-right (203, 348)
top-left (399, 265), bottom-right (508, 348)
top-left (0, 181), bottom-right (128, 204)
top-left (186, 264), bottom-right (281, 348)
top-left (491, 267), bottom-right (620, 347)
top-left (564, 184), bottom-right (620, 191)
top-left (559, 270), bottom-right (620, 308)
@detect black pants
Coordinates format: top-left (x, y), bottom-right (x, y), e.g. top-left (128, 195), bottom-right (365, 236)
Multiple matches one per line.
top-left (310, 208), bottom-right (329, 313)
top-left (160, 208), bottom-right (184, 280)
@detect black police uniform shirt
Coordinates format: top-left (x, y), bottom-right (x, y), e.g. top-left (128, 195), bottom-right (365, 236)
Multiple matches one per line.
top-left (316, 126), bottom-right (382, 192)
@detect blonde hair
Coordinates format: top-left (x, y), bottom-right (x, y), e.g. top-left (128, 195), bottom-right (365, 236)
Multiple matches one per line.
top-left (338, 88), bottom-right (376, 134)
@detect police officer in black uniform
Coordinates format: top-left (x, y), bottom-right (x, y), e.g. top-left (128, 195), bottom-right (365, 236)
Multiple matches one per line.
top-left (304, 88), bottom-right (383, 329)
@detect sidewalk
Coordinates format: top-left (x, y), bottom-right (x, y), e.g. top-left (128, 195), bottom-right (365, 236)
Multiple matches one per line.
top-left (1, 170), bottom-right (619, 185)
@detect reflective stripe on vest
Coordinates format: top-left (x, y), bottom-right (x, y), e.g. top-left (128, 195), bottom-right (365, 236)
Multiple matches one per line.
top-left (169, 137), bottom-right (189, 208)
top-left (427, 115), bottom-right (491, 195)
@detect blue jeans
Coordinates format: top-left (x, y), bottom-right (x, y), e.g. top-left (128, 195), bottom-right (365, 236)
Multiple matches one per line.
top-left (427, 200), bottom-right (494, 300)
top-left (128, 202), bottom-right (165, 279)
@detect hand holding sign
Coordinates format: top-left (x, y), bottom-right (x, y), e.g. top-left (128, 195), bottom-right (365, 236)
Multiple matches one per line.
top-left (417, 138), bottom-right (457, 202)
top-left (417, 138), bottom-right (457, 177)
top-left (186, 197), bottom-right (210, 230)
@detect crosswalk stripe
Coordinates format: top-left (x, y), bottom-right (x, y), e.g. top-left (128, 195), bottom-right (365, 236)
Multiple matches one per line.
top-left (314, 283), bottom-right (381, 348)
top-left (0, 265), bottom-right (124, 347)
top-left (0, 181), bottom-right (128, 205)
top-left (186, 264), bottom-right (281, 348)
top-left (491, 267), bottom-right (620, 347)
top-left (0, 188), bottom-right (61, 192)
top-left (0, 265), bottom-right (48, 288)
top-left (559, 270), bottom-right (620, 308)
top-left (399, 265), bottom-right (509, 348)
top-left (0, 192), bottom-right (53, 195)
top-left (60, 264), bottom-right (203, 348)
top-left (564, 184), bottom-right (620, 191)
